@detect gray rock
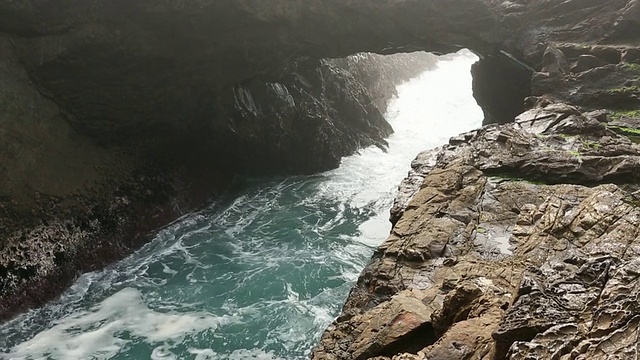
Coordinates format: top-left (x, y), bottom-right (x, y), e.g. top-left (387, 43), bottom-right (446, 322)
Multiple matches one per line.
top-left (571, 54), bottom-right (608, 73)
top-left (542, 44), bottom-right (571, 75)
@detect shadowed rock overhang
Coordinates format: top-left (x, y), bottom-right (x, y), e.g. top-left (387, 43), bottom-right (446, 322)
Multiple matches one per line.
top-left (1, 0), bottom-right (632, 137)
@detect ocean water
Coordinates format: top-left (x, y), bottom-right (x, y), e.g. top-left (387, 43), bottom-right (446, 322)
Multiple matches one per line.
top-left (0, 50), bottom-right (482, 360)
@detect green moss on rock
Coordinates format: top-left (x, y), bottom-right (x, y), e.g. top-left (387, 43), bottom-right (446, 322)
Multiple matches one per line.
top-left (607, 86), bottom-right (640, 95)
top-left (611, 109), bottom-right (640, 120)
top-left (624, 62), bottom-right (640, 74)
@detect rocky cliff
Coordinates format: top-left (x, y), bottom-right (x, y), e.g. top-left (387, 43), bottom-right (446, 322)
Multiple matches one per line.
top-left (0, 0), bottom-right (441, 319)
top-left (1, 4), bottom-right (639, 357)
top-left (313, 1), bottom-right (640, 359)
top-left (0, 47), bottom-right (438, 320)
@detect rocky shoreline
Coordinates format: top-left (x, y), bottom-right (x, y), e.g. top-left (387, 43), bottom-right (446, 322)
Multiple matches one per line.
top-left (313, 5), bottom-right (640, 360)
top-left (0, 50), bottom-right (436, 321)
top-left (313, 103), bottom-right (640, 359)
top-left (1, 1), bottom-right (640, 358)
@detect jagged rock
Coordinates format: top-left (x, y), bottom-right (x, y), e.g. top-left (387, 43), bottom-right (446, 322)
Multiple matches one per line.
top-left (313, 1), bottom-right (640, 359)
top-left (557, 44), bottom-right (593, 60)
top-left (534, 62), bottom-right (640, 109)
top-left (590, 46), bottom-right (622, 64)
top-left (622, 47), bottom-right (640, 63)
top-left (571, 54), bottom-right (608, 73)
top-left (313, 102), bottom-right (640, 359)
top-left (530, 71), bottom-right (569, 98)
top-left (389, 148), bottom-right (441, 225)
top-left (542, 45), bottom-right (571, 75)
top-left (1, 0), bottom-right (640, 331)
top-left (583, 109), bottom-right (611, 123)
top-left (608, 0), bottom-right (640, 40)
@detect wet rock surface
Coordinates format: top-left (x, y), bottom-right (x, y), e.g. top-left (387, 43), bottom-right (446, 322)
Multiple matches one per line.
top-left (314, 102), bottom-right (640, 359)
top-left (1, 0), bottom-right (640, 348)
top-left (314, 1), bottom-right (640, 358)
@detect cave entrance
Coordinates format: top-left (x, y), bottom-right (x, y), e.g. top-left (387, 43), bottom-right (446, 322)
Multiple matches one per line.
top-left (348, 49), bottom-right (484, 242)
top-left (334, 48), bottom-right (533, 127)
top-left (471, 50), bottom-right (534, 125)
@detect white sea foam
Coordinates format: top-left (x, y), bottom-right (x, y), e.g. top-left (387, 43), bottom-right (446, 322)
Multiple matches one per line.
top-left (319, 49), bottom-right (481, 216)
top-left (5, 288), bottom-right (233, 360)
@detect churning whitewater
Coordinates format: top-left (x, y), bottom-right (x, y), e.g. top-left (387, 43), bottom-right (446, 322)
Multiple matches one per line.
top-left (0, 51), bottom-right (482, 360)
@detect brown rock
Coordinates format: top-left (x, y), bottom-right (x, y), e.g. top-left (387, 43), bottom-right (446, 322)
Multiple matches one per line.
top-left (314, 101), bottom-right (640, 359)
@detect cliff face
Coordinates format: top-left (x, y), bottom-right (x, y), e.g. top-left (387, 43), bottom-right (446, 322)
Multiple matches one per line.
top-left (313, 1), bottom-right (640, 359)
top-left (314, 106), bottom-right (640, 360)
top-left (0, 0), bottom-right (451, 320)
top-left (0, 48), bottom-right (438, 319)
top-left (0, 0), bottom-right (638, 343)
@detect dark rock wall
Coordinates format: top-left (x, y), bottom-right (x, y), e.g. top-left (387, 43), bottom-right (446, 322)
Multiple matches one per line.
top-left (1, 0), bottom-right (638, 343)
top-left (0, 38), bottom-right (432, 320)
top-left (472, 52), bottom-right (533, 125)
top-left (2, 0), bottom-right (502, 139)
top-left (211, 58), bottom-right (396, 175)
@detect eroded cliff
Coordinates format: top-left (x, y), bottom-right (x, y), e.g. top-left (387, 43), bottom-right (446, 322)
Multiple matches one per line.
top-left (1, 4), bottom-right (639, 355)
top-left (313, 1), bottom-right (640, 359)
top-left (0, 3), bottom-right (442, 318)
top-left (314, 104), bottom-right (640, 360)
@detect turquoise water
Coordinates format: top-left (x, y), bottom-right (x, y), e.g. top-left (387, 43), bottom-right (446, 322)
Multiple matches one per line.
top-left (0, 51), bottom-right (482, 360)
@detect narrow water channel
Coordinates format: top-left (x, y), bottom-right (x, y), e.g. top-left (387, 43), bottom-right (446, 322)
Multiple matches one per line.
top-left (1, 50), bottom-right (482, 360)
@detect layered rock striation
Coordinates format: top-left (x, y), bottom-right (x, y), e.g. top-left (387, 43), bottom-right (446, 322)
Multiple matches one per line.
top-left (1, 1), bottom-right (639, 348)
top-left (314, 103), bottom-right (640, 360)
top-left (314, 1), bottom-right (640, 359)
